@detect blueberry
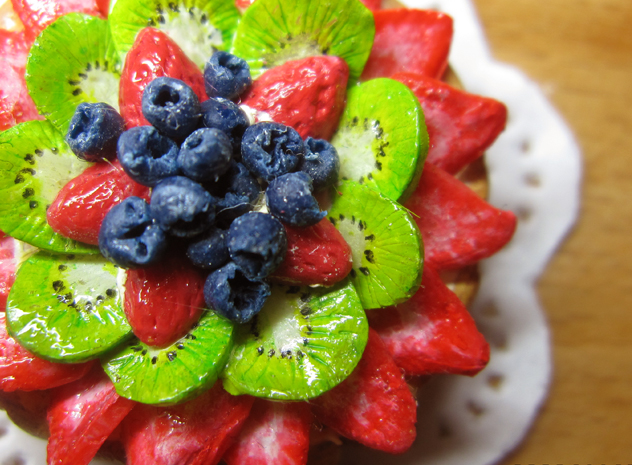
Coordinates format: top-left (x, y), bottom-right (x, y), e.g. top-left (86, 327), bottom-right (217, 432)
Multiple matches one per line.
top-left (204, 51), bottom-right (252, 100)
top-left (177, 128), bottom-right (233, 183)
top-left (213, 162), bottom-right (261, 227)
top-left (241, 122), bottom-right (305, 181)
top-left (204, 262), bottom-right (270, 324)
top-left (186, 227), bottom-right (230, 270)
top-left (150, 176), bottom-right (216, 237)
top-left (66, 102), bottom-right (125, 162)
top-left (298, 137), bottom-right (340, 191)
top-left (200, 97), bottom-right (249, 153)
top-left (227, 212), bottom-right (287, 279)
top-left (141, 77), bottom-right (201, 140)
top-left (98, 197), bottom-right (166, 268)
top-left (266, 172), bottom-right (326, 227)
top-left (117, 126), bottom-right (179, 186)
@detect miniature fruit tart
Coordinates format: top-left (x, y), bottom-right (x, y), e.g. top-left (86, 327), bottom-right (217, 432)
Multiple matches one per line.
top-left (0, 0), bottom-right (532, 464)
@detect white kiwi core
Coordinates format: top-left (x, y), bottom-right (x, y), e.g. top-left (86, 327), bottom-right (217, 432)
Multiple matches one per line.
top-left (334, 122), bottom-right (380, 183)
top-left (82, 69), bottom-right (120, 111)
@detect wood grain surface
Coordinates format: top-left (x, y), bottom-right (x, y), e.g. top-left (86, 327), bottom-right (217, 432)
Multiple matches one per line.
top-left (471, 1), bottom-right (632, 464)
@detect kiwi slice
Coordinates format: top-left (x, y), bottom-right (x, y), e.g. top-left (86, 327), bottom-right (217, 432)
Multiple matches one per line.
top-left (102, 311), bottom-right (234, 405)
top-left (0, 121), bottom-right (97, 254)
top-left (328, 181), bottom-right (423, 310)
top-left (332, 78), bottom-right (428, 202)
top-left (231, 0), bottom-right (375, 83)
top-left (222, 280), bottom-right (368, 401)
top-left (109, 0), bottom-right (240, 68)
top-left (6, 251), bottom-right (131, 363)
top-left (25, 13), bottom-right (121, 135)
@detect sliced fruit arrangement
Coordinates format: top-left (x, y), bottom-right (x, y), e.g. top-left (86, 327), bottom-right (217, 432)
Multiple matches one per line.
top-left (0, 0), bottom-right (521, 462)
top-left (6, 252), bottom-right (131, 362)
top-left (231, 0), bottom-right (375, 83)
top-left (25, 13), bottom-right (121, 134)
top-left (328, 181), bottom-right (423, 310)
top-left (0, 120), bottom-right (96, 253)
top-left (331, 77), bottom-right (428, 201)
top-left (109, 0), bottom-right (240, 68)
top-left (222, 280), bottom-right (368, 400)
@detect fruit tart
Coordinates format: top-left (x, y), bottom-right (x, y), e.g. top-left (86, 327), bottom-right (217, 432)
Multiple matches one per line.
top-left (0, 0), bottom-right (519, 464)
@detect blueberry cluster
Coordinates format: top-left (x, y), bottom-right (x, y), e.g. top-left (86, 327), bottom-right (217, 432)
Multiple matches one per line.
top-left (65, 51), bottom-right (340, 324)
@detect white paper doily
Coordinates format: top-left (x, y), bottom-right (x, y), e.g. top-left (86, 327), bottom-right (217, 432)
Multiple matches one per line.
top-left (0, 1), bottom-right (581, 464)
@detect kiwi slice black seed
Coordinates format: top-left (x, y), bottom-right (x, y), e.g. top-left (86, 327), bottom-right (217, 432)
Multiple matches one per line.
top-left (6, 251), bottom-right (131, 363)
top-left (0, 121), bottom-right (97, 254)
top-left (231, 0), bottom-right (375, 83)
top-left (25, 13), bottom-right (121, 135)
top-left (327, 180), bottom-right (423, 310)
top-left (102, 311), bottom-right (234, 405)
top-left (222, 280), bottom-right (368, 401)
top-left (332, 78), bottom-right (428, 202)
top-left (110, 0), bottom-right (240, 68)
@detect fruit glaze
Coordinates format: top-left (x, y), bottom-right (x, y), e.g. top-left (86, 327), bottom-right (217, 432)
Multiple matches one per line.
top-left (0, 0), bottom-right (573, 464)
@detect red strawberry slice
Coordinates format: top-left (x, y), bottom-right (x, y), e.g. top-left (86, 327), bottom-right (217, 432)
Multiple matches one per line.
top-left (241, 56), bottom-right (349, 141)
top-left (368, 265), bottom-right (490, 376)
top-left (361, 9), bottom-right (453, 81)
top-left (0, 231), bottom-right (18, 311)
top-left (271, 218), bottom-right (352, 286)
top-left (47, 367), bottom-right (135, 465)
top-left (0, 29), bottom-right (32, 74)
top-left (1, 313), bottom-right (95, 392)
top-left (124, 255), bottom-right (206, 347)
top-left (404, 163), bottom-right (517, 270)
top-left (122, 383), bottom-right (254, 465)
top-left (46, 160), bottom-right (150, 246)
top-left (393, 72), bottom-right (508, 174)
top-left (11, 0), bottom-right (104, 42)
top-left (0, 61), bottom-right (42, 130)
top-left (223, 399), bottom-right (311, 465)
top-left (234, 0), bottom-right (253, 13)
top-left (119, 27), bottom-right (207, 128)
top-left (311, 329), bottom-right (417, 454)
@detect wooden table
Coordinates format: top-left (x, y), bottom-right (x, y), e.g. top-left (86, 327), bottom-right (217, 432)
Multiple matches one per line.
top-left (471, 1), bottom-right (632, 464)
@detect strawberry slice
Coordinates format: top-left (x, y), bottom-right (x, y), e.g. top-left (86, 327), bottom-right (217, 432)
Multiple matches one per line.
top-left (223, 399), bottom-right (312, 465)
top-left (361, 9), bottom-right (453, 81)
top-left (119, 27), bottom-right (207, 128)
top-left (47, 367), bottom-right (135, 465)
top-left (46, 160), bottom-right (150, 246)
top-left (124, 255), bottom-right (206, 347)
top-left (393, 72), bottom-right (508, 174)
top-left (368, 265), bottom-right (490, 376)
top-left (0, 232), bottom-right (17, 311)
top-left (241, 56), bottom-right (349, 141)
top-left (0, 61), bottom-right (42, 130)
top-left (122, 383), bottom-right (254, 465)
top-left (405, 163), bottom-right (517, 270)
top-left (11, 0), bottom-right (104, 42)
top-left (234, 0), bottom-right (253, 13)
top-left (311, 329), bottom-right (417, 454)
top-left (1, 313), bottom-right (94, 392)
top-left (0, 29), bottom-right (32, 74)
top-left (270, 218), bottom-right (352, 286)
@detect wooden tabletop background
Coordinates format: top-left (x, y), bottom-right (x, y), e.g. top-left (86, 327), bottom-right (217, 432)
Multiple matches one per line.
top-left (469, 1), bottom-right (632, 464)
